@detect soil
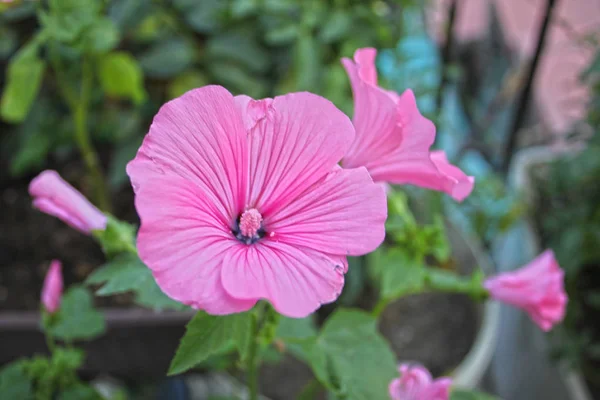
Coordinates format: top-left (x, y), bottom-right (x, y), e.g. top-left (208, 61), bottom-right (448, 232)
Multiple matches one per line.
top-left (0, 155), bottom-right (138, 311)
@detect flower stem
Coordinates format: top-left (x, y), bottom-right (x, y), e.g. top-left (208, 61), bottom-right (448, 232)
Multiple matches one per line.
top-left (371, 269), bottom-right (489, 317)
top-left (45, 331), bottom-right (56, 354)
top-left (50, 48), bottom-right (111, 211)
top-left (74, 57), bottom-right (111, 212)
top-left (247, 306), bottom-right (262, 400)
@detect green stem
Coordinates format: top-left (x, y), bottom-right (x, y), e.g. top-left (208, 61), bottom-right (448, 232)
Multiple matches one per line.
top-left (372, 269), bottom-right (489, 317)
top-left (74, 57), bottom-right (111, 212)
top-left (50, 48), bottom-right (111, 211)
top-left (45, 331), bottom-right (56, 354)
top-left (247, 305), bottom-right (262, 400)
top-left (371, 297), bottom-right (390, 318)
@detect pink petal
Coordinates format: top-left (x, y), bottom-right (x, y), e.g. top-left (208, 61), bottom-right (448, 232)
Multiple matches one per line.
top-left (234, 92), bottom-right (355, 217)
top-left (29, 170), bottom-right (107, 234)
top-left (341, 49), bottom-right (474, 202)
top-left (267, 166), bottom-right (387, 256)
top-left (127, 85), bottom-right (248, 225)
top-left (353, 47), bottom-right (378, 85)
top-left (484, 249), bottom-right (567, 331)
top-left (221, 241), bottom-right (346, 318)
top-left (135, 173), bottom-right (255, 314)
top-left (429, 151), bottom-right (475, 202)
top-left (41, 260), bottom-right (63, 313)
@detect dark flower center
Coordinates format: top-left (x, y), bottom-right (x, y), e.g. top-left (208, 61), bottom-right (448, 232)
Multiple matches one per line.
top-left (233, 208), bottom-right (266, 245)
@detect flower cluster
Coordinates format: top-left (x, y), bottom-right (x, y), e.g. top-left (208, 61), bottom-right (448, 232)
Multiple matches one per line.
top-left (26, 46), bottom-right (568, 400)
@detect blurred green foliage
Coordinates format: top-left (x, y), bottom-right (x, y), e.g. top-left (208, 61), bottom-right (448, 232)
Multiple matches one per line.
top-left (535, 48), bottom-right (600, 382)
top-left (0, 0), bottom-right (408, 186)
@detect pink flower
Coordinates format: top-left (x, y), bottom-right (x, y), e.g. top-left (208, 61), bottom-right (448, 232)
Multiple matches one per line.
top-left (341, 48), bottom-right (474, 202)
top-left (127, 86), bottom-right (387, 318)
top-left (29, 170), bottom-right (107, 234)
top-left (41, 260), bottom-right (63, 313)
top-left (484, 250), bottom-right (567, 331)
top-left (389, 364), bottom-right (452, 400)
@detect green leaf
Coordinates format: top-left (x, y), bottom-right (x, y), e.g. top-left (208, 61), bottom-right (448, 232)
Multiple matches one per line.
top-left (49, 286), bottom-right (106, 342)
top-left (207, 62), bottom-right (268, 99)
top-left (58, 384), bottom-right (102, 400)
top-left (86, 253), bottom-right (187, 311)
top-left (450, 389), bottom-right (499, 400)
top-left (205, 32), bottom-right (270, 73)
top-left (0, 362), bottom-right (33, 400)
top-left (312, 309), bottom-right (398, 399)
top-left (10, 126), bottom-right (51, 176)
top-left (78, 17), bottom-right (119, 54)
top-left (86, 253), bottom-right (150, 296)
top-left (265, 24), bottom-right (299, 45)
top-left (369, 248), bottom-right (426, 300)
top-left (139, 38), bottom-right (195, 79)
top-left (108, 135), bottom-right (143, 187)
top-left (1, 37), bottom-right (46, 123)
top-left (99, 51), bottom-right (146, 105)
top-left (168, 311), bottom-right (252, 375)
top-left (293, 32), bottom-right (321, 92)
top-left (318, 10), bottom-right (352, 43)
top-left (174, 0), bottom-right (226, 33)
top-left (167, 70), bottom-right (209, 99)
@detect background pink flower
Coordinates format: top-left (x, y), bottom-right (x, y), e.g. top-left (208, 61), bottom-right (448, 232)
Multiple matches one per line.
top-left (41, 260), bottom-right (63, 313)
top-left (389, 363), bottom-right (452, 400)
top-left (484, 249), bottom-right (567, 331)
top-left (127, 85), bottom-right (387, 318)
top-left (341, 48), bottom-right (474, 202)
top-left (29, 170), bottom-right (107, 234)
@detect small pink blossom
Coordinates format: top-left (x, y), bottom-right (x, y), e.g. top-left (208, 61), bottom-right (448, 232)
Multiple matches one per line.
top-left (29, 170), bottom-right (107, 234)
top-left (484, 250), bottom-right (567, 331)
top-left (41, 260), bottom-right (63, 313)
top-left (127, 86), bottom-right (387, 318)
top-left (341, 48), bottom-right (474, 202)
top-left (389, 363), bottom-right (452, 400)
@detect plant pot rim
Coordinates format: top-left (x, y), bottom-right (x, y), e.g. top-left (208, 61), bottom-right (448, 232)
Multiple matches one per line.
top-left (448, 223), bottom-right (501, 389)
top-left (0, 307), bottom-right (196, 331)
top-left (510, 145), bottom-right (593, 400)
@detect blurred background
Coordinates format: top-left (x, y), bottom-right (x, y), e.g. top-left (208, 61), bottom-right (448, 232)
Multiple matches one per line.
top-left (0, 0), bottom-right (599, 399)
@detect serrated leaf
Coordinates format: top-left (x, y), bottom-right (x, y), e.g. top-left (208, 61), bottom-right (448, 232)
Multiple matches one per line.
top-left (49, 286), bottom-right (106, 342)
top-left (312, 309), bottom-right (397, 399)
top-left (99, 51), bottom-right (146, 104)
top-left (168, 311), bottom-right (252, 375)
top-left (86, 253), bottom-right (187, 311)
top-left (86, 253), bottom-right (151, 296)
top-left (0, 362), bottom-right (33, 400)
top-left (1, 37), bottom-right (46, 123)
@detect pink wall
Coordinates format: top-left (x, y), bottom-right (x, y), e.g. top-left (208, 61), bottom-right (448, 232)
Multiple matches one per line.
top-left (427, 0), bottom-right (599, 136)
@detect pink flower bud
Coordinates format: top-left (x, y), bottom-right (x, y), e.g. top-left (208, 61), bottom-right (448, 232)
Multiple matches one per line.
top-left (484, 249), bottom-right (567, 331)
top-left (389, 363), bottom-right (451, 400)
top-left (29, 170), bottom-right (107, 234)
top-left (41, 260), bottom-right (63, 313)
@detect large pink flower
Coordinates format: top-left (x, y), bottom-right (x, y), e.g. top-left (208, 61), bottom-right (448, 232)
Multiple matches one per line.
top-left (389, 363), bottom-right (452, 400)
top-left (127, 86), bottom-right (387, 318)
top-left (29, 170), bottom-right (107, 234)
top-left (41, 260), bottom-right (63, 314)
top-left (484, 249), bottom-right (567, 331)
top-left (341, 48), bottom-right (474, 202)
